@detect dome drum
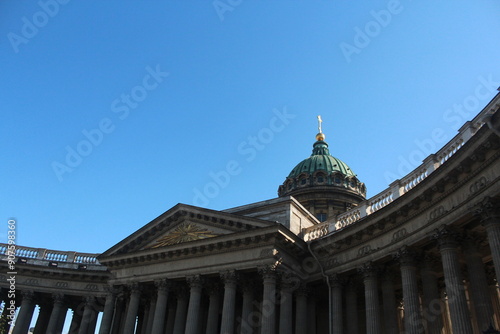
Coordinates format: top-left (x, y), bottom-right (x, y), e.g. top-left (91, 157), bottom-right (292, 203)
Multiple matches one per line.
top-left (279, 171), bottom-right (366, 198)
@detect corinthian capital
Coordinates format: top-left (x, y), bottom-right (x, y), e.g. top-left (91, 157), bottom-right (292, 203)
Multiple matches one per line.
top-left (155, 278), bottom-right (171, 291)
top-left (357, 261), bottom-right (379, 279)
top-left (393, 246), bottom-right (418, 266)
top-left (258, 265), bottom-right (278, 281)
top-left (220, 270), bottom-right (238, 284)
top-left (475, 196), bottom-right (500, 225)
top-left (187, 275), bottom-right (204, 289)
top-left (432, 225), bottom-right (461, 249)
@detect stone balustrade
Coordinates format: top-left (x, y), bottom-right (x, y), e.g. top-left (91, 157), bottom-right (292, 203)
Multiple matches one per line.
top-left (336, 207), bottom-right (363, 229)
top-left (303, 97), bottom-right (498, 242)
top-left (303, 221), bottom-right (331, 241)
top-left (0, 243), bottom-right (100, 265)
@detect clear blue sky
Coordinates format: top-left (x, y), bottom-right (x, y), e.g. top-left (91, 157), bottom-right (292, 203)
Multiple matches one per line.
top-left (2, 1), bottom-right (500, 254)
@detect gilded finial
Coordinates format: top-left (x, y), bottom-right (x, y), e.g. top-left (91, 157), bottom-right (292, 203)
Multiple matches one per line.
top-left (316, 115), bottom-right (325, 141)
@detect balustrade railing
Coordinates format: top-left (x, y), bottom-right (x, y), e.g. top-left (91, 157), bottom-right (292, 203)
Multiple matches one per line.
top-left (0, 243), bottom-right (100, 265)
top-left (303, 93), bottom-right (499, 242)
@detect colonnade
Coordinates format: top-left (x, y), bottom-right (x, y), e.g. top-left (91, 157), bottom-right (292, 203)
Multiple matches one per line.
top-left (97, 269), bottom-right (318, 334)
top-left (1, 268), bottom-right (322, 334)
top-left (0, 292), bottom-right (101, 334)
top-left (326, 204), bottom-right (500, 334)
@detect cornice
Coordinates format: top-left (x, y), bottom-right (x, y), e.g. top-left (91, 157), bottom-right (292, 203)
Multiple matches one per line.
top-left (102, 225), bottom-right (307, 269)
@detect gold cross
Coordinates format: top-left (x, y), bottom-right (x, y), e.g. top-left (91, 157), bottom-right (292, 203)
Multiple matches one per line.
top-left (317, 115), bottom-right (323, 133)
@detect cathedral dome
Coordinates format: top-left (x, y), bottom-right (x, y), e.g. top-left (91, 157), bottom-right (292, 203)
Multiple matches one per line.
top-left (278, 119), bottom-right (366, 221)
top-left (287, 140), bottom-right (356, 179)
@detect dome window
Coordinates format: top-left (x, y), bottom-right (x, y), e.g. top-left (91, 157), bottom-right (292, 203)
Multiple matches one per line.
top-left (301, 178), bottom-right (307, 185)
top-left (317, 213), bottom-right (327, 222)
top-left (317, 176), bottom-right (324, 183)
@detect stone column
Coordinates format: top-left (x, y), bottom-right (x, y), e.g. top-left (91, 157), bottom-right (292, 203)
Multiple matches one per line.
top-left (13, 290), bottom-right (36, 334)
top-left (345, 280), bottom-right (359, 334)
top-left (206, 284), bottom-right (221, 334)
top-left (145, 295), bottom-right (157, 334)
top-left (172, 285), bottom-right (189, 334)
top-left (329, 274), bottom-right (343, 334)
top-left (220, 270), bottom-right (238, 334)
top-left (260, 266), bottom-right (277, 334)
top-left (486, 266), bottom-right (500, 329)
top-left (99, 287), bottom-right (118, 334)
top-left (278, 274), bottom-right (296, 334)
top-left (123, 283), bottom-right (142, 334)
top-left (78, 296), bottom-right (96, 334)
top-left (394, 247), bottom-right (424, 334)
top-left (89, 308), bottom-right (99, 334)
top-left (240, 281), bottom-right (254, 334)
top-left (433, 225), bottom-right (474, 334)
top-left (295, 285), bottom-right (308, 334)
top-left (151, 279), bottom-right (170, 334)
top-left (380, 269), bottom-right (399, 334)
top-left (185, 275), bottom-right (203, 334)
top-left (33, 302), bottom-right (52, 334)
top-left (463, 233), bottom-right (495, 332)
top-left (68, 308), bottom-right (82, 334)
top-left (110, 295), bottom-right (125, 334)
top-left (307, 293), bottom-right (317, 334)
top-left (420, 254), bottom-right (444, 334)
top-left (478, 198), bottom-right (500, 277)
top-left (46, 293), bottom-right (66, 334)
top-left (165, 302), bottom-right (176, 334)
top-left (359, 262), bottom-right (381, 334)
top-left (136, 308), bottom-right (146, 334)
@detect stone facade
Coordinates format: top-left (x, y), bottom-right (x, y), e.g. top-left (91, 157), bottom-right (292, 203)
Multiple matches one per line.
top-left (1, 92), bottom-right (499, 333)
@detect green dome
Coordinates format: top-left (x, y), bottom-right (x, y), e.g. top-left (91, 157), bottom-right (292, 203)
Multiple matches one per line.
top-left (277, 123), bottom-right (366, 221)
top-left (287, 140), bottom-right (356, 178)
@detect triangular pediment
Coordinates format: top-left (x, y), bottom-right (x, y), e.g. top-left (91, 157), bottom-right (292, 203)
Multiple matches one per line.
top-left (99, 203), bottom-right (274, 259)
top-left (143, 221), bottom-right (225, 249)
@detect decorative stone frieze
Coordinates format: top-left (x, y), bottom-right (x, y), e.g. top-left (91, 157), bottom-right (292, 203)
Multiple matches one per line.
top-left (392, 228), bottom-right (407, 242)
